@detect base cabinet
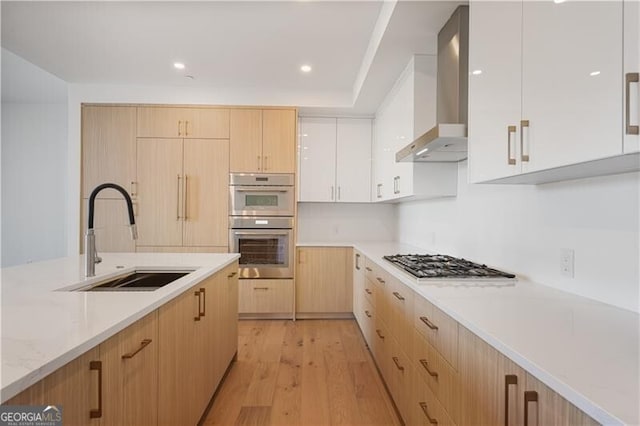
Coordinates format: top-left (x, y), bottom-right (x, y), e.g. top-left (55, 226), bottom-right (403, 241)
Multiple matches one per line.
top-left (238, 279), bottom-right (293, 317)
top-left (296, 247), bottom-right (353, 315)
top-left (354, 253), bottom-right (601, 426)
top-left (4, 263), bottom-right (238, 426)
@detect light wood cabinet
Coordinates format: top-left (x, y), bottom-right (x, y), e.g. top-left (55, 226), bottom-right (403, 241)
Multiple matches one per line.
top-left (413, 294), bottom-right (459, 369)
top-left (458, 325), bottom-right (599, 426)
top-left (4, 265), bottom-right (238, 426)
top-left (136, 138), bottom-right (229, 248)
top-left (157, 281), bottom-right (202, 426)
top-left (230, 108), bottom-right (296, 173)
top-left (99, 311), bottom-right (158, 426)
top-left (386, 275), bottom-right (414, 361)
top-left (5, 351), bottom-right (100, 425)
top-left (82, 106), bottom-right (136, 199)
top-left (136, 107), bottom-right (229, 139)
top-left (296, 247), bottom-right (353, 314)
top-left (238, 279), bottom-right (293, 316)
top-left (353, 250), bottom-right (365, 326)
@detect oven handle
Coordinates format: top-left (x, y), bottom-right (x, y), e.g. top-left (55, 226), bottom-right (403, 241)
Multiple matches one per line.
top-left (235, 188), bottom-right (289, 193)
top-left (232, 231), bottom-right (291, 236)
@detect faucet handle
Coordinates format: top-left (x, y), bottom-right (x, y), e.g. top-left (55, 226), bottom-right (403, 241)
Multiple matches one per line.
top-left (95, 254), bottom-right (102, 264)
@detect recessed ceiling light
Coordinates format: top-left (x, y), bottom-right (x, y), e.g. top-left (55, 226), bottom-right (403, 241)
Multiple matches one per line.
top-left (472, 69), bottom-right (483, 75)
top-left (300, 64), bottom-right (312, 73)
top-left (589, 71), bottom-right (601, 77)
top-left (174, 62), bottom-right (185, 70)
top-left (553, 0), bottom-right (566, 3)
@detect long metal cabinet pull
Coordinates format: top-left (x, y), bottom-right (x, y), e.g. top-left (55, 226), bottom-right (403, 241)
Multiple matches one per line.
top-left (264, 155), bottom-right (268, 171)
top-left (365, 310), bottom-right (372, 318)
top-left (337, 186), bottom-right (341, 201)
top-left (253, 287), bottom-right (269, 290)
top-left (524, 390), bottom-right (538, 426)
top-left (89, 361), bottom-right (102, 419)
top-left (257, 155), bottom-right (261, 171)
top-left (227, 271), bottom-right (237, 278)
top-left (130, 181), bottom-right (137, 197)
top-left (376, 329), bottom-right (385, 339)
top-left (365, 288), bottom-right (373, 295)
top-left (420, 316), bottom-right (439, 330)
top-left (520, 120), bottom-right (530, 162)
top-left (392, 356), bottom-right (404, 371)
top-left (178, 120), bottom-right (182, 136)
top-left (505, 374), bottom-right (518, 426)
top-left (377, 184), bottom-right (382, 199)
top-left (507, 125), bottom-right (517, 165)
top-left (199, 288), bottom-right (206, 317)
top-left (185, 120), bottom-right (190, 136)
top-left (392, 291), bottom-right (405, 301)
top-left (122, 339), bottom-right (152, 359)
top-left (419, 359), bottom-right (438, 378)
top-left (176, 175), bottom-right (182, 220)
top-left (419, 402), bottom-right (438, 425)
top-left (184, 175), bottom-right (189, 220)
top-left (194, 290), bottom-right (201, 321)
top-left (355, 253), bottom-right (361, 270)
top-left (626, 73), bottom-right (639, 135)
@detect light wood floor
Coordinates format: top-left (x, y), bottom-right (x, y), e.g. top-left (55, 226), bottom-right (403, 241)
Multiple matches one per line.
top-left (202, 319), bottom-right (402, 426)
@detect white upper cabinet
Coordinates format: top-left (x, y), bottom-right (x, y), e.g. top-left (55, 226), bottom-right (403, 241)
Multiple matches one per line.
top-left (373, 55), bottom-right (457, 201)
top-left (467, 1), bottom-right (522, 183)
top-left (298, 117), bottom-right (337, 202)
top-left (298, 117), bottom-right (372, 203)
top-left (624, 0), bottom-right (639, 153)
top-left (336, 118), bottom-right (372, 203)
top-left (469, 0), bottom-right (636, 184)
top-left (521, 1), bottom-right (622, 173)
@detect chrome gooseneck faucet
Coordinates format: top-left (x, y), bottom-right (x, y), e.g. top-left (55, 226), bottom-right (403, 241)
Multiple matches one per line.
top-left (86, 183), bottom-right (137, 277)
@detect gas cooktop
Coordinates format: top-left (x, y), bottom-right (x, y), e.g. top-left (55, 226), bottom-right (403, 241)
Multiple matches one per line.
top-left (383, 254), bottom-right (516, 281)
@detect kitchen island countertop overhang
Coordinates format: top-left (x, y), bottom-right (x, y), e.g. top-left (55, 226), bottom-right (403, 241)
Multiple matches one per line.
top-left (0, 252), bottom-right (240, 403)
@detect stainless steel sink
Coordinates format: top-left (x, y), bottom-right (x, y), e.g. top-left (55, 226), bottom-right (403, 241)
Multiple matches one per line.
top-left (80, 271), bottom-right (192, 292)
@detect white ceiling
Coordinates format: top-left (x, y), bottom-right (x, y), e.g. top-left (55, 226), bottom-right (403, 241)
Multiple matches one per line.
top-left (1, 1), bottom-right (463, 114)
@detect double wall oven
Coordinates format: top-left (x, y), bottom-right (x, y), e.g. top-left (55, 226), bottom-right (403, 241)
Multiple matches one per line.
top-left (229, 173), bottom-right (294, 279)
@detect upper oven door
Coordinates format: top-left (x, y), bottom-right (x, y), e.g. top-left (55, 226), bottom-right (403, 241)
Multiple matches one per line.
top-left (230, 185), bottom-right (294, 216)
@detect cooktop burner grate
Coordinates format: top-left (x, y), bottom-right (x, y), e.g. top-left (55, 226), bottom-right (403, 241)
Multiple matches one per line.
top-left (383, 254), bottom-right (516, 280)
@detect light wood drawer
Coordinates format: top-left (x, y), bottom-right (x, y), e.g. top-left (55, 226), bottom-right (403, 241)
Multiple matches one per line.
top-left (414, 295), bottom-right (459, 369)
top-left (360, 296), bottom-right (376, 351)
top-left (387, 276), bottom-right (415, 361)
top-left (388, 334), bottom-right (413, 424)
top-left (413, 327), bottom-right (459, 423)
top-left (411, 371), bottom-right (457, 426)
top-left (364, 258), bottom-right (387, 288)
top-left (238, 279), bottom-right (293, 314)
top-left (373, 316), bottom-right (390, 382)
top-left (363, 275), bottom-right (376, 305)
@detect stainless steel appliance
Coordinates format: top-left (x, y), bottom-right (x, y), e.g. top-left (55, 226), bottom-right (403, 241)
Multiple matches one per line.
top-left (229, 216), bottom-right (294, 279)
top-left (229, 173), bottom-right (295, 216)
top-left (396, 5), bottom-right (469, 163)
top-left (384, 254), bottom-right (516, 282)
top-left (229, 173), bottom-right (295, 279)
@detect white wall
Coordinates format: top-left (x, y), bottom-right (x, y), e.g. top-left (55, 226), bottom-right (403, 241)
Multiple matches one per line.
top-left (1, 49), bottom-right (68, 267)
top-left (397, 162), bottom-right (640, 313)
top-left (297, 202), bottom-right (396, 243)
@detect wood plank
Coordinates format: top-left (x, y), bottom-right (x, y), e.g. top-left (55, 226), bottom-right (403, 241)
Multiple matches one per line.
top-left (269, 321), bottom-right (303, 425)
top-left (235, 406), bottom-right (272, 426)
top-left (242, 362), bottom-right (279, 407)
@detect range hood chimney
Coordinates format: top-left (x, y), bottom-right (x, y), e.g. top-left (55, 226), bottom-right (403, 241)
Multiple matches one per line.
top-left (396, 5), bottom-right (469, 163)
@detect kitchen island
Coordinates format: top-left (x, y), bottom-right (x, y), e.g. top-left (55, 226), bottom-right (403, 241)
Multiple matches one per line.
top-left (0, 252), bottom-right (239, 418)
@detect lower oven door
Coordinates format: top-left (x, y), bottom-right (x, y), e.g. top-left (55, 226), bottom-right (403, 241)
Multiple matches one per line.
top-left (229, 228), bottom-right (293, 279)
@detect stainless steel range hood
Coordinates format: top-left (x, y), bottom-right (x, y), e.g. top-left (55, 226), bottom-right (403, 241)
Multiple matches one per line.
top-left (396, 5), bottom-right (469, 163)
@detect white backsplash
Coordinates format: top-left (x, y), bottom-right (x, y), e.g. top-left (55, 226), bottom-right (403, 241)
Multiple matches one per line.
top-left (297, 202), bottom-right (397, 243)
top-left (397, 161), bottom-right (640, 313)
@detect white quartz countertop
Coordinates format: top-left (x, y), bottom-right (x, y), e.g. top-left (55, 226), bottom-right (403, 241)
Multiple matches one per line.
top-left (0, 252), bottom-right (239, 403)
top-left (346, 242), bottom-right (639, 426)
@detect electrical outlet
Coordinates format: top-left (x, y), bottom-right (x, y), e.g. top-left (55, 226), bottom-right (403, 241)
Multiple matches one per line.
top-left (560, 248), bottom-right (575, 278)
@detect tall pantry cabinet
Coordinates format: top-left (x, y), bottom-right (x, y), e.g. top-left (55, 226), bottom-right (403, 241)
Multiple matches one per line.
top-left (81, 105), bottom-right (230, 253)
top-left (135, 107), bottom-right (230, 251)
